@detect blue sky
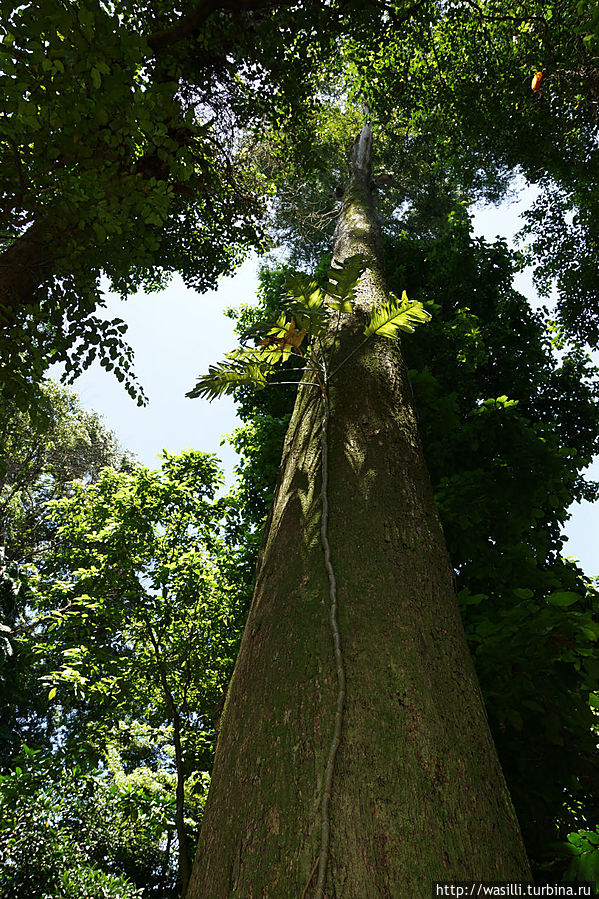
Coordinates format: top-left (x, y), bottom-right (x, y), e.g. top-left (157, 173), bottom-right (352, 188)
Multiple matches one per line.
top-left (62, 198), bottom-right (598, 577)
top-left (65, 262), bottom-right (258, 479)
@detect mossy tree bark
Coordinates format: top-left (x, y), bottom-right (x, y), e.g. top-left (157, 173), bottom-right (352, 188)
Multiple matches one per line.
top-left (188, 124), bottom-right (531, 897)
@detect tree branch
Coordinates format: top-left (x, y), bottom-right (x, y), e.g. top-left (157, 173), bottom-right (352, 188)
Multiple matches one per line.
top-left (147, 0), bottom-right (284, 52)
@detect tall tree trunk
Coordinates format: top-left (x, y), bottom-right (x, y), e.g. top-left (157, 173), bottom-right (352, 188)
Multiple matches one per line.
top-left (188, 123), bottom-right (530, 897)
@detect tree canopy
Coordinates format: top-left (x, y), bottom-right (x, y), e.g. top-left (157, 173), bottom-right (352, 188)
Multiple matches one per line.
top-left (4, 0), bottom-right (599, 408)
top-left (0, 0), bottom-right (338, 405)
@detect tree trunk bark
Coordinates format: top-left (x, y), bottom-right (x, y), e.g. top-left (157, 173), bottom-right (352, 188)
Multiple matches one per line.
top-left (188, 123), bottom-right (530, 897)
top-left (0, 220), bottom-right (56, 322)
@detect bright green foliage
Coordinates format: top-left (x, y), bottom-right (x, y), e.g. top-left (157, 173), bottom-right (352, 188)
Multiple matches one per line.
top-left (364, 290), bottom-right (432, 338)
top-left (188, 354), bottom-right (273, 401)
top-left (280, 253), bottom-right (370, 323)
top-left (560, 828), bottom-right (599, 890)
top-left (323, 253), bottom-right (371, 310)
top-left (0, 381), bottom-right (130, 760)
top-left (4, 0), bottom-right (599, 407)
top-left (34, 452), bottom-right (236, 708)
top-left (0, 380), bottom-right (129, 562)
top-left (1, 447), bottom-right (248, 896)
top-left (284, 273), bottom-right (326, 311)
top-left (228, 208), bottom-right (599, 883)
top-left (0, 749), bottom-right (149, 898)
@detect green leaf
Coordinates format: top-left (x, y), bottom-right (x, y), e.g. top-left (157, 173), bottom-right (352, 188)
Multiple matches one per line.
top-left (285, 305), bottom-right (329, 337)
top-left (364, 291), bottom-right (432, 339)
top-left (91, 67), bottom-right (102, 89)
top-left (324, 253), bottom-right (371, 311)
top-left (284, 273), bottom-right (323, 310)
top-left (48, 687), bottom-right (57, 700)
top-left (458, 589), bottom-right (487, 606)
top-left (546, 591), bottom-right (581, 607)
top-left (233, 338), bottom-right (293, 368)
top-left (238, 317), bottom-right (282, 345)
top-left (262, 312), bottom-right (290, 340)
top-left (187, 360), bottom-right (271, 401)
top-left (513, 587), bottom-right (534, 599)
top-left (78, 6), bottom-right (95, 27)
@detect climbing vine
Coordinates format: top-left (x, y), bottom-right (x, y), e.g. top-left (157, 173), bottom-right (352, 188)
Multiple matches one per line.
top-left (189, 255), bottom-right (431, 896)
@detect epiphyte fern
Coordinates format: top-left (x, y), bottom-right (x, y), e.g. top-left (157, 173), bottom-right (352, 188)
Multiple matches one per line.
top-left (186, 321), bottom-right (307, 401)
top-left (187, 255), bottom-right (368, 402)
top-left (281, 253), bottom-right (371, 331)
top-left (364, 290), bottom-right (432, 339)
top-left (187, 256), bottom-right (431, 402)
top-left (323, 253), bottom-right (371, 311)
top-left (186, 356), bottom-right (271, 401)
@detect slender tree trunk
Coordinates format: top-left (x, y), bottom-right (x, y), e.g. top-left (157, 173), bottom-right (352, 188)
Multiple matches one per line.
top-left (148, 622), bottom-right (193, 898)
top-left (172, 711), bottom-right (192, 898)
top-left (188, 123), bottom-right (530, 897)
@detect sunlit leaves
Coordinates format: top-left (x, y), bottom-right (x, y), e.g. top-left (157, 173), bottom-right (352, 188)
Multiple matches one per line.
top-left (190, 251), bottom-right (427, 402)
top-left (259, 315), bottom-right (307, 353)
top-left (281, 252), bottom-right (370, 318)
top-left (324, 253), bottom-right (370, 311)
top-left (0, 433), bottom-right (245, 894)
top-left (187, 356), bottom-right (272, 401)
top-left (364, 290), bottom-right (431, 338)
top-left (189, 254), bottom-right (371, 402)
top-left (281, 273), bottom-right (330, 335)
top-left (187, 320), bottom-right (308, 401)
top-left (0, 0), bottom-right (333, 407)
top-left (284, 273), bottom-right (324, 310)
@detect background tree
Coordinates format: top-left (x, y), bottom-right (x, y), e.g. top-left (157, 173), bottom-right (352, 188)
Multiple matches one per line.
top-left (0, 380), bottom-right (129, 560)
top-left (4, 0), bottom-right (599, 386)
top-left (0, 381), bottom-right (130, 757)
top-left (346, 0), bottom-right (599, 345)
top-left (0, 445), bottom-right (248, 898)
